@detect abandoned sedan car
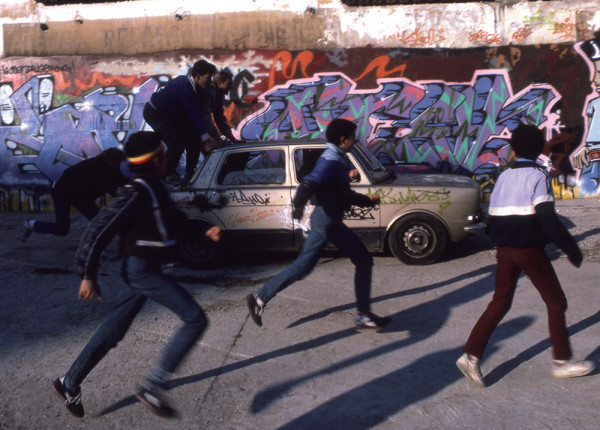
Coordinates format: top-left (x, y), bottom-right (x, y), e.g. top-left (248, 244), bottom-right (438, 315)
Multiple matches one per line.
top-left (171, 140), bottom-right (485, 267)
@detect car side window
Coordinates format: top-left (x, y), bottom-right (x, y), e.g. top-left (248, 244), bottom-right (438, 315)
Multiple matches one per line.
top-left (217, 149), bottom-right (286, 185)
top-left (294, 148), bottom-right (325, 182)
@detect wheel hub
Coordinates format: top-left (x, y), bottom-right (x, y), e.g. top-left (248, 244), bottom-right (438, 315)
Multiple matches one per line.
top-left (403, 225), bottom-right (431, 253)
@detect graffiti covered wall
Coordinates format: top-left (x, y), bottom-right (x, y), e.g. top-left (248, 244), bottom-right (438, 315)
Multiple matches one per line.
top-left (0, 42), bottom-right (598, 211)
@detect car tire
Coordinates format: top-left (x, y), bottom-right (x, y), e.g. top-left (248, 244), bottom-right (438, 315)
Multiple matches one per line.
top-left (388, 213), bottom-right (447, 265)
top-left (179, 220), bottom-right (220, 268)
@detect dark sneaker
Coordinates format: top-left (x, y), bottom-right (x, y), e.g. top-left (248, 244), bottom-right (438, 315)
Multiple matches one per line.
top-left (355, 312), bottom-right (392, 330)
top-left (165, 174), bottom-right (183, 185)
top-left (19, 221), bottom-right (33, 243)
top-left (246, 294), bottom-right (264, 327)
top-left (52, 377), bottom-right (84, 418)
top-left (135, 385), bottom-right (176, 418)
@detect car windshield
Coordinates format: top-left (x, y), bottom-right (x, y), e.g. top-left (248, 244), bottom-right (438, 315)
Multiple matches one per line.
top-left (351, 144), bottom-right (394, 184)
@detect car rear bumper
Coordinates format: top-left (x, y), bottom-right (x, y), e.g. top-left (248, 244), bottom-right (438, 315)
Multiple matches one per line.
top-left (463, 222), bottom-right (487, 234)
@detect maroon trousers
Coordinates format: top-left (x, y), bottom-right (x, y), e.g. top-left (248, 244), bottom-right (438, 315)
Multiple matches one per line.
top-left (464, 246), bottom-right (571, 360)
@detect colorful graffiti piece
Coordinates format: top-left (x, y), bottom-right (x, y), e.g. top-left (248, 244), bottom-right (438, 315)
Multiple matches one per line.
top-left (239, 70), bottom-right (560, 176)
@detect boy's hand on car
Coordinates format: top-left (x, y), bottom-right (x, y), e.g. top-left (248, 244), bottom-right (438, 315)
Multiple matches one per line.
top-left (370, 194), bottom-right (381, 206)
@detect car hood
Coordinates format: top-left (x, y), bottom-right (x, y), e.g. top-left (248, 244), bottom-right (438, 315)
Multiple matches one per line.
top-left (389, 173), bottom-right (479, 188)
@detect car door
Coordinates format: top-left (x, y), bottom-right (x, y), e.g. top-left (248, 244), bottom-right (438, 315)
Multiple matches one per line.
top-left (291, 146), bottom-right (381, 250)
top-left (212, 146), bottom-right (295, 251)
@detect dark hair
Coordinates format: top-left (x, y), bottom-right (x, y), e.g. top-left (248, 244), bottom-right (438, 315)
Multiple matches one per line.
top-left (100, 147), bottom-right (125, 164)
top-left (510, 124), bottom-right (544, 160)
top-left (191, 59), bottom-right (217, 77)
top-left (325, 119), bottom-right (357, 146)
top-left (124, 131), bottom-right (164, 174)
top-left (214, 69), bottom-right (233, 84)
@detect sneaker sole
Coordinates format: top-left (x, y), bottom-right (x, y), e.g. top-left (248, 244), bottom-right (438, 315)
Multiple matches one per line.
top-left (135, 392), bottom-right (176, 419)
top-left (552, 368), bottom-right (594, 378)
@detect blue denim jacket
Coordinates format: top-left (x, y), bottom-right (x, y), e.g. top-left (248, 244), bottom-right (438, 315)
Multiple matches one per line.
top-left (293, 143), bottom-right (372, 219)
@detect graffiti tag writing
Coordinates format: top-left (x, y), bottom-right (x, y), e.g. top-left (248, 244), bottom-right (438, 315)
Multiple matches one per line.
top-left (229, 207), bottom-right (276, 227)
top-left (227, 189), bottom-right (271, 205)
top-left (344, 206), bottom-right (376, 220)
top-left (1, 63), bottom-right (74, 74)
top-left (469, 30), bottom-right (504, 45)
top-left (374, 186), bottom-right (450, 205)
top-left (392, 28), bottom-right (446, 47)
top-left (513, 25), bottom-right (534, 44)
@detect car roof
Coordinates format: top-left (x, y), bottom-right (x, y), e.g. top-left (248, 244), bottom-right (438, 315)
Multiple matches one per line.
top-left (211, 140), bottom-right (329, 152)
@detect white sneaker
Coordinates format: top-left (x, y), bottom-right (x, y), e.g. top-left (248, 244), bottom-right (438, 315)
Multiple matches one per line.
top-left (456, 353), bottom-right (485, 387)
top-left (552, 359), bottom-right (594, 378)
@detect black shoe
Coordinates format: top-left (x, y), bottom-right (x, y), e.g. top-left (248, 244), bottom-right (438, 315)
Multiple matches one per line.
top-left (246, 294), bottom-right (264, 327)
top-left (165, 174), bottom-right (183, 185)
top-left (52, 377), bottom-right (84, 418)
top-left (19, 221), bottom-right (33, 243)
top-left (135, 385), bottom-right (177, 419)
top-left (355, 312), bottom-right (392, 330)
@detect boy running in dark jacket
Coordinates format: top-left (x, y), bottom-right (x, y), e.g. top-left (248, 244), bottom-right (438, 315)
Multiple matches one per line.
top-left (19, 147), bottom-right (127, 241)
top-left (52, 131), bottom-right (220, 419)
top-left (246, 119), bottom-right (391, 330)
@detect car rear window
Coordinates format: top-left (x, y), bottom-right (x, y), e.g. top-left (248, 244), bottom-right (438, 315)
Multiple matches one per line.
top-left (217, 149), bottom-right (286, 185)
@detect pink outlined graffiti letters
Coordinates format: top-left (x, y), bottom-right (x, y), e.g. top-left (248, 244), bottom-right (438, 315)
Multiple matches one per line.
top-left (238, 71), bottom-right (560, 177)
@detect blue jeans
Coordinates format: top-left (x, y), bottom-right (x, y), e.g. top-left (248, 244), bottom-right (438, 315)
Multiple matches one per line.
top-left (64, 256), bottom-right (208, 392)
top-left (256, 206), bottom-right (373, 314)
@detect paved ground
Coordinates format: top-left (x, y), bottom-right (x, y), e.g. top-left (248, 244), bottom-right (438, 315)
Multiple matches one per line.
top-left (2, 198), bottom-right (600, 429)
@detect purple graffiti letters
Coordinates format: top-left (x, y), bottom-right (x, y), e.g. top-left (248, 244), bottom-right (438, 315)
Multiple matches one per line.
top-left (239, 72), bottom-right (559, 177)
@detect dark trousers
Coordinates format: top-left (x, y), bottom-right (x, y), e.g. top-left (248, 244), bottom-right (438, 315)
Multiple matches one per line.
top-left (63, 256), bottom-right (208, 392)
top-left (256, 205), bottom-right (374, 313)
top-left (143, 103), bottom-right (202, 179)
top-left (33, 186), bottom-right (99, 236)
top-left (464, 246), bottom-right (571, 360)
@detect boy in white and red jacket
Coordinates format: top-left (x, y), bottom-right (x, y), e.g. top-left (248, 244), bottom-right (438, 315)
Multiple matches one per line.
top-left (456, 124), bottom-right (594, 387)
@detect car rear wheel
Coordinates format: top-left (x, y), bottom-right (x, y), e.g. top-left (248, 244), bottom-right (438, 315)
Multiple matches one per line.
top-left (179, 220), bottom-right (220, 268)
top-left (388, 213), bottom-right (447, 265)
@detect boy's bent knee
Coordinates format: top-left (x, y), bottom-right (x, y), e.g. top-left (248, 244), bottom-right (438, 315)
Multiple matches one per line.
top-left (185, 307), bottom-right (208, 332)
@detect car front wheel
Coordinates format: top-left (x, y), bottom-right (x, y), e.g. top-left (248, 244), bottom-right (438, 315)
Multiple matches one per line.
top-left (388, 213), bottom-right (447, 265)
top-left (179, 220), bottom-right (220, 268)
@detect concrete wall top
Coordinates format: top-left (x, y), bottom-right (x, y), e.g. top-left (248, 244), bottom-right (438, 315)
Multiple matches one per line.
top-left (1, 0), bottom-right (600, 56)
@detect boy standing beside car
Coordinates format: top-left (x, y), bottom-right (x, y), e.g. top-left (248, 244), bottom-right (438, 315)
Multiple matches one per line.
top-left (456, 124), bottom-right (594, 386)
top-left (245, 118), bottom-right (391, 330)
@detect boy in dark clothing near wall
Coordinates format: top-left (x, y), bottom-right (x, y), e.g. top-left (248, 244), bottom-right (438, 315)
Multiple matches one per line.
top-left (143, 59), bottom-right (218, 184)
top-left (456, 124), bottom-right (594, 387)
top-left (245, 118), bottom-right (391, 330)
top-left (197, 69), bottom-right (242, 145)
top-left (19, 147), bottom-right (127, 241)
top-left (52, 131), bottom-right (220, 419)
